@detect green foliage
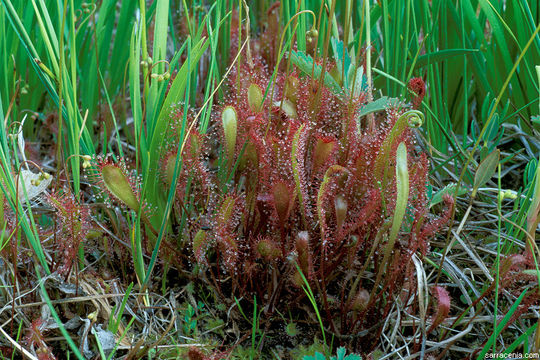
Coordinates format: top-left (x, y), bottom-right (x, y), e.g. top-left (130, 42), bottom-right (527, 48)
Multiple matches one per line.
top-left (368, 0), bottom-right (540, 153)
top-left (183, 301), bottom-right (205, 337)
top-left (303, 347), bottom-right (362, 360)
top-left (290, 50), bottom-right (341, 93)
top-left (289, 339), bottom-right (326, 359)
top-left (472, 149), bottom-right (500, 198)
top-left (429, 183), bottom-right (468, 208)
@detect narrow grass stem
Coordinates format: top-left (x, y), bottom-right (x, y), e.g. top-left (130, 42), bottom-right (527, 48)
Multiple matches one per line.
top-left (437, 22), bottom-right (540, 286)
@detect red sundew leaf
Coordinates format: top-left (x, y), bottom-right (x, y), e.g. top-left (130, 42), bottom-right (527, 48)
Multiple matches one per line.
top-left (272, 181), bottom-right (294, 227)
top-left (192, 230), bottom-right (208, 265)
top-left (25, 317), bottom-right (57, 359)
top-left (500, 254), bottom-right (527, 276)
top-left (408, 77), bottom-right (426, 109)
top-left (187, 347), bottom-right (229, 360)
top-left (420, 194), bottom-right (454, 243)
top-left (46, 188), bottom-right (91, 274)
top-left (255, 236), bottom-right (281, 261)
top-left (216, 196), bottom-right (237, 230)
top-left (291, 123), bottom-right (310, 225)
top-left (162, 150), bottom-right (178, 187)
top-left (336, 188), bottom-right (382, 241)
top-left (187, 347), bottom-right (205, 360)
top-left (295, 231), bottom-right (312, 280)
top-left (427, 286), bottom-right (451, 334)
top-left (317, 165), bottom-right (352, 242)
top-left (218, 234), bottom-right (238, 273)
top-left (247, 83), bottom-right (264, 113)
top-left (312, 135), bottom-right (337, 174)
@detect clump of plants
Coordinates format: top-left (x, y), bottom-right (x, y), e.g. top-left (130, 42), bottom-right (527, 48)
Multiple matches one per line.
top-left (46, 187), bottom-right (91, 275)
top-left (145, 35), bottom-right (454, 351)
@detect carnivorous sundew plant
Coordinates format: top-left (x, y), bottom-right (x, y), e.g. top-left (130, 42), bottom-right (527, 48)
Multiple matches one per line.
top-left (148, 24), bottom-right (455, 352)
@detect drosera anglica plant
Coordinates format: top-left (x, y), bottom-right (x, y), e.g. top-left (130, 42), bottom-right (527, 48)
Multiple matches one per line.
top-left (25, 317), bottom-right (56, 360)
top-left (175, 34), bottom-right (454, 352)
top-left (46, 187), bottom-right (91, 276)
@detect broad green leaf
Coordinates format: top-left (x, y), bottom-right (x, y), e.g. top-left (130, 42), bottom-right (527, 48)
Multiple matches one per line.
top-left (473, 149), bottom-right (500, 198)
top-left (331, 38), bottom-right (352, 78)
top-left (290, 50), bottom-right (342, 93)
top-left (358, 96), bottom-right (400, 117)
top-left (430, 183), bottom-right (468, 208)
top-left (336, 346), bottom-right (346, 360)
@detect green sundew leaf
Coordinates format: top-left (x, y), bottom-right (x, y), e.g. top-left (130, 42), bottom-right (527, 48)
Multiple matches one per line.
top-left (222, 106), bottom-right (238, 164)
top-left (409, 48), bottom-right (479, 68)
top-left (290, 50), bottom-right (342, 93)
top-left (357, 96), bottom-right (400, 117)
top-left (430, 183), bottom-right (468, 208)
top-left (472, 149), bottom-right (500, 198)
top-left (389, 142), bottom-right (409, 247)
top-left (374, 110), bottom-right (424, 187)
